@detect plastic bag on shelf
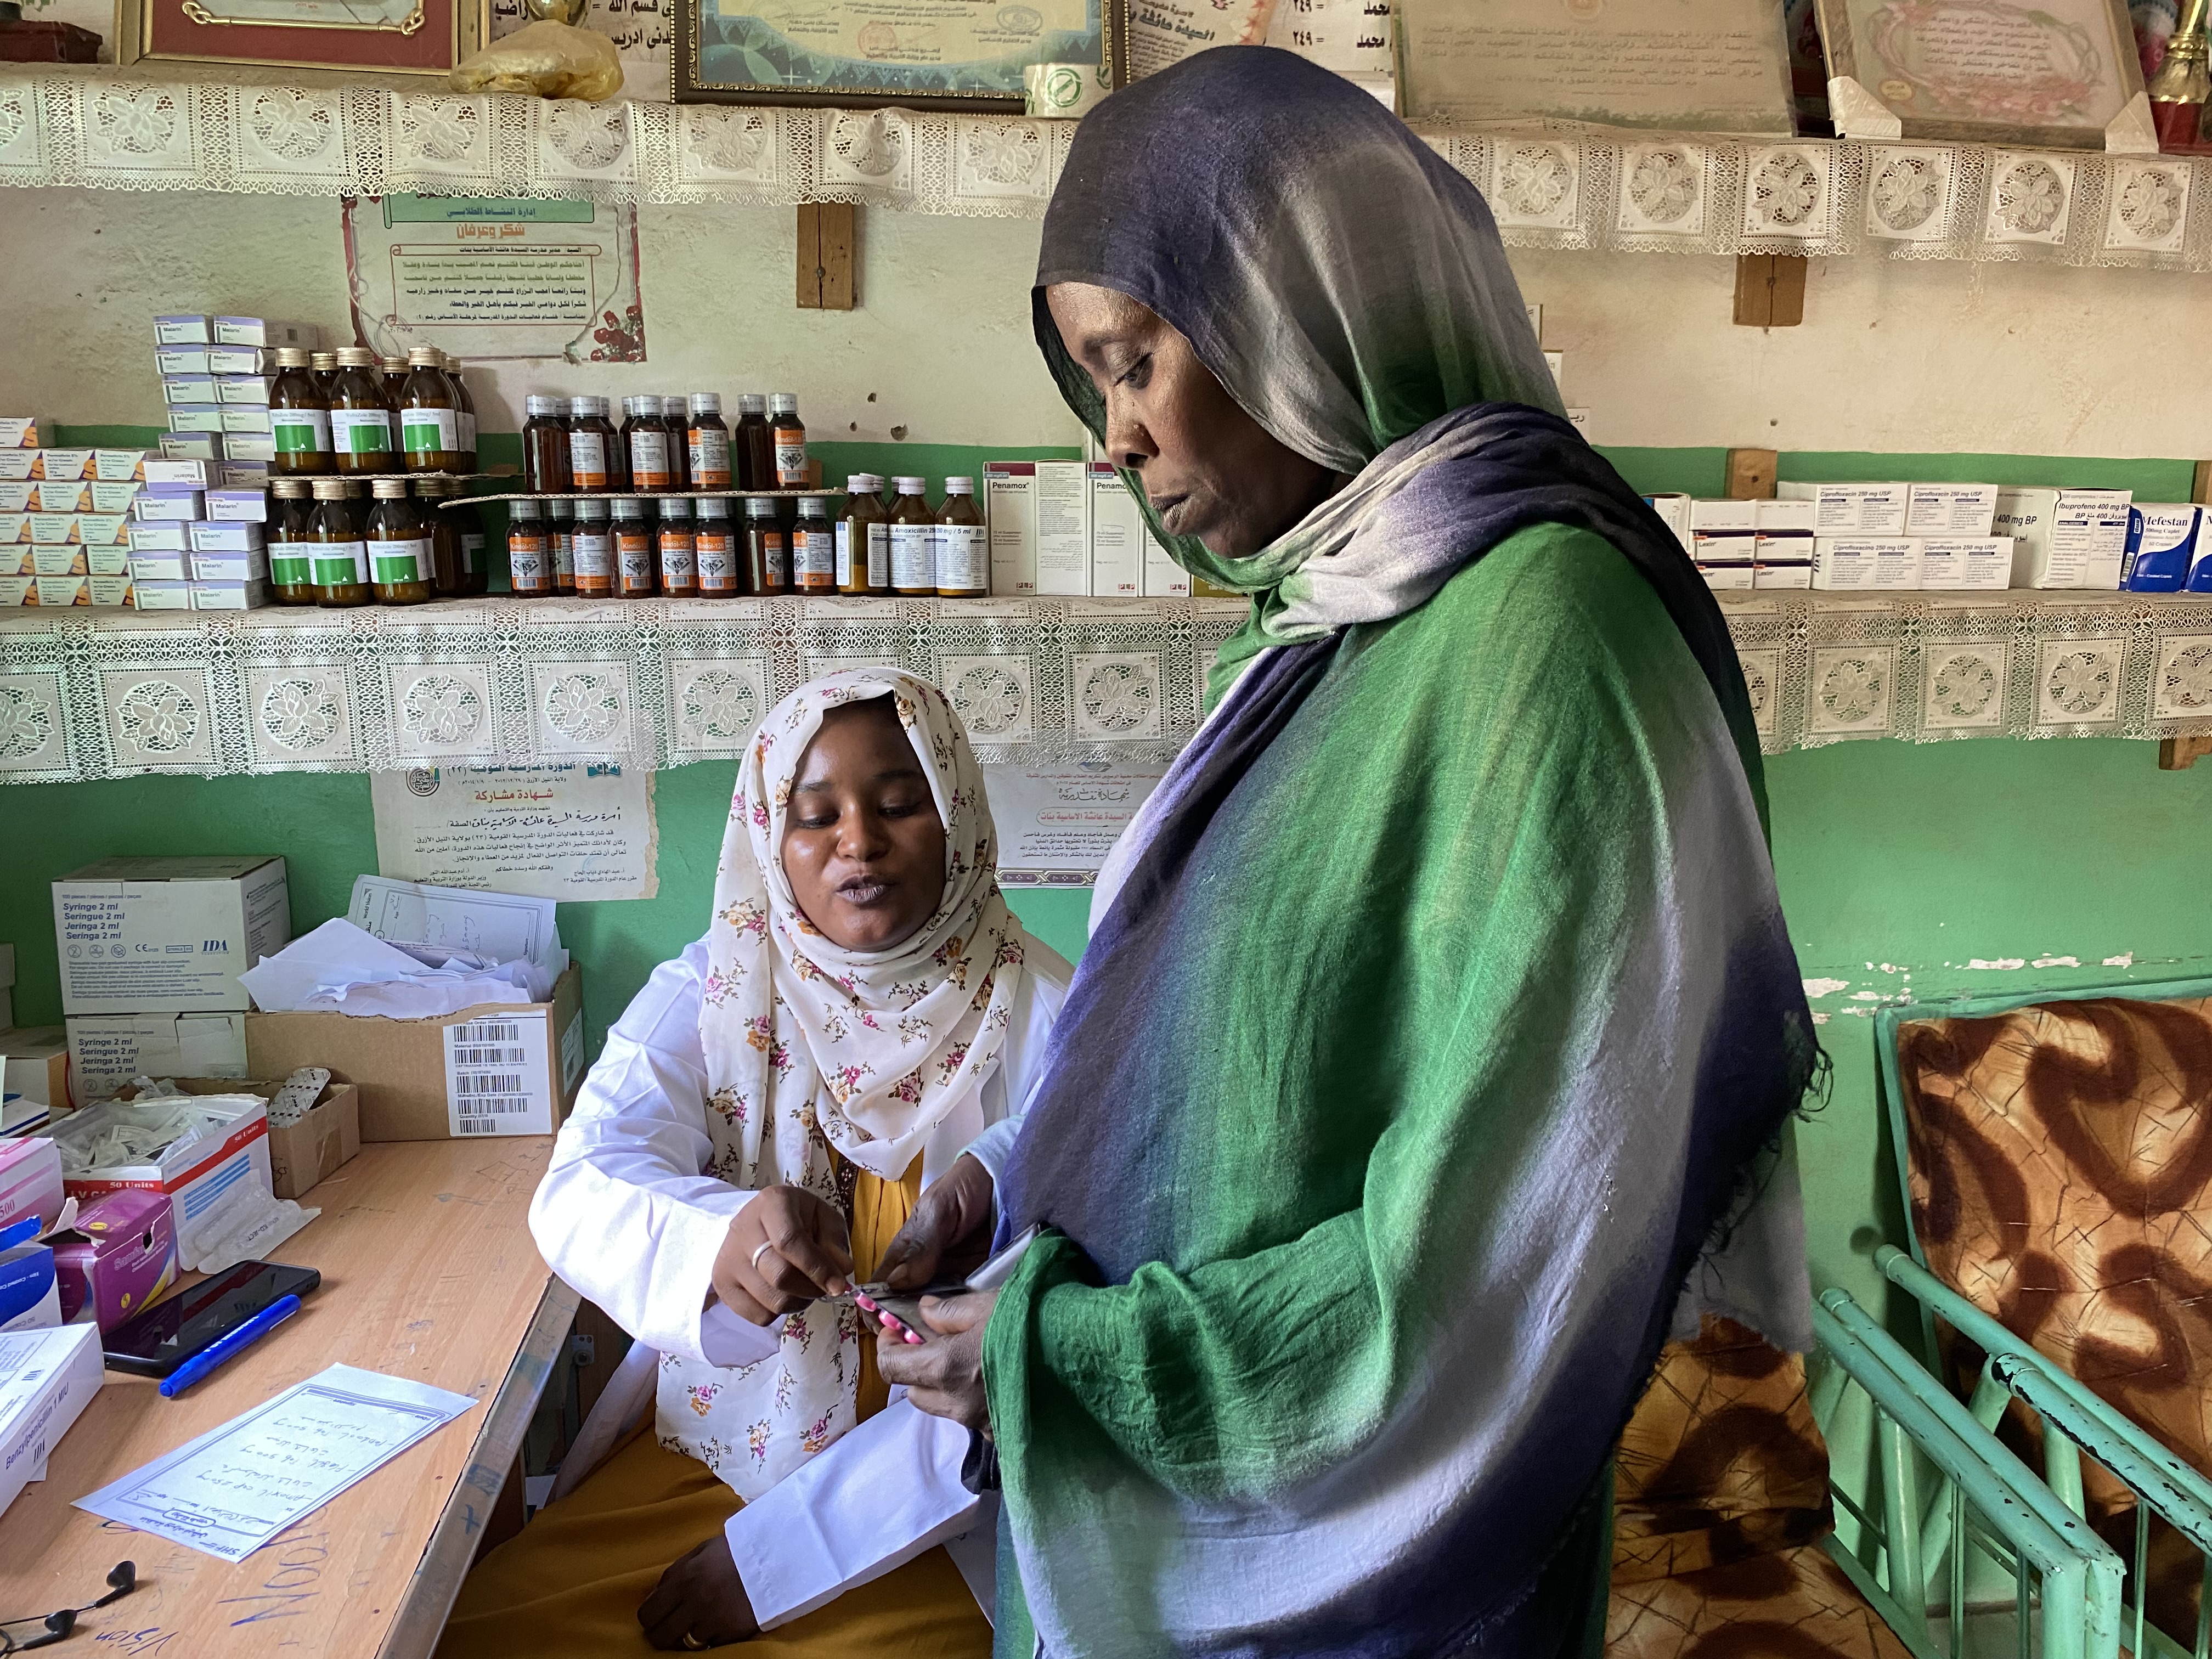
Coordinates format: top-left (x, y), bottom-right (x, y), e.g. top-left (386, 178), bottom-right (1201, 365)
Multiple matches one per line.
top-left (449, 19), bottom-right (623, 100)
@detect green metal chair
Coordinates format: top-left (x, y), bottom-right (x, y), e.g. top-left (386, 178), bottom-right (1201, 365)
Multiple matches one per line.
top-left (1872, 982), bottom-right (2212, 1658)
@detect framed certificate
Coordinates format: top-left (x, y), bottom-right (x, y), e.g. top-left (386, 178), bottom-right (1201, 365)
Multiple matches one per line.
top-left (1815, 0), bottom-right (2148, 148)
top-left (673, 0), bottom-right (1116, 109)
top-left (115, 0), bottom-right (488, 75)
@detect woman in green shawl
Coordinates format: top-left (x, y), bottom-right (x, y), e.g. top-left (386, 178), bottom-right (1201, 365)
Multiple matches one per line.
top-left (877, 45), bottom-right (1818, 1659)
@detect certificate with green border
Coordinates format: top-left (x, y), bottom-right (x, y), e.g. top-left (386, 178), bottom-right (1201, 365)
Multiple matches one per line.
top-left (675, 0), bottom-right (1111, 108)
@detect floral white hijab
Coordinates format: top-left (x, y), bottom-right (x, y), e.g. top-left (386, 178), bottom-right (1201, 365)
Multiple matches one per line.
top-left (668, 669), bottom-right (1026, 1498)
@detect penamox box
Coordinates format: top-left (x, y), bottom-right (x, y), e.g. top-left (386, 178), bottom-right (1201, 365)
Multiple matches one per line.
top-left (49, 1188), bottom-right (177, 1329)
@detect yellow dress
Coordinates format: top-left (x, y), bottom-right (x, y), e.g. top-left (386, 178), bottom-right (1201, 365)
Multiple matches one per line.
top-left (436, 1162), bottom-right (992, 1658)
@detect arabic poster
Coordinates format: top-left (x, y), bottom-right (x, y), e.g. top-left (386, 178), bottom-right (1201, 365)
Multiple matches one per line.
top-left (984, 760), bottom-right (1165, 883)
top-left (371, 761), bottom-right (659, 901)
top-left (343, 195), bottom-right (647, 364)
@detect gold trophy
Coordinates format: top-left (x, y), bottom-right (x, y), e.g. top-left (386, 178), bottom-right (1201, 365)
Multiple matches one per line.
top-left (2149, 0), bottom-right (2211, 151)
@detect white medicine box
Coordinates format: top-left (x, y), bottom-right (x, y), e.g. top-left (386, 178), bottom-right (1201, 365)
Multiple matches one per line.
top-left (52, 856), bottom-right (291, 1015)
top-left (1087, 463), bottom-right (1143, 597)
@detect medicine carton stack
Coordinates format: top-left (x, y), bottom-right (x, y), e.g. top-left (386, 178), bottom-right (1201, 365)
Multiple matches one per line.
top-left (1650, 481), bottom-right (2198, 594)
top-left (52, 857), bottom-right (292, 1107)
top-left (985, 460), bottom-right (1191, 597)
top-left (0, 419), bottom-right (144, 608)
top-left (138, 316), bottom-right (315, 612)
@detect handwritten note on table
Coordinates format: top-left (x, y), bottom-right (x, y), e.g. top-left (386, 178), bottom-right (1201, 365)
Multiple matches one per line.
top-left (75, 1365), bottom-right (477, 1562)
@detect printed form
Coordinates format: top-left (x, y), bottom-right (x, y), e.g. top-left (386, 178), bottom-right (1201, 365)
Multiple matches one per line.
top-left (76, 1364), bottom-right (477, 1561)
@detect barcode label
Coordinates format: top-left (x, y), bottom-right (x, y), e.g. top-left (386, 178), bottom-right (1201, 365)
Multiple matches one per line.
top-left (452, 1046), bottom-right (527, 1066)
top-left (444, 1014), bottom-right (551, 1137)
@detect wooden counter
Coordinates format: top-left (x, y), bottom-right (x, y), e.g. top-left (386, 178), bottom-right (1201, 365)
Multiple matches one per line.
top-left (0, 1137), bottom-right (576, 1659)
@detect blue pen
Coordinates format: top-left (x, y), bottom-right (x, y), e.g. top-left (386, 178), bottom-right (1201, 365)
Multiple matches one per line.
top-left (159, 1294), bottom-right (303, 1398)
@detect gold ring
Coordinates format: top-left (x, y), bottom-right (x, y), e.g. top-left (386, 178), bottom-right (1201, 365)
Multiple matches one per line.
top-left (749, 1240), bottom-right (776, 1272)
top-left (680, 1635), bottom-right (709, 1651)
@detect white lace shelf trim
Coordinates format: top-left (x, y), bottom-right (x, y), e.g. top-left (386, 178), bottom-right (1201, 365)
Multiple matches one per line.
top-left (2, 69), bottom-right (2209, 270)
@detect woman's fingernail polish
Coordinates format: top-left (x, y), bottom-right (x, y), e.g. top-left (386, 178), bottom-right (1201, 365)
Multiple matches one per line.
top-left (855, 1294), bottom-right (877, 1312)
top-left (904, 1330), bottom-right (924, 1345)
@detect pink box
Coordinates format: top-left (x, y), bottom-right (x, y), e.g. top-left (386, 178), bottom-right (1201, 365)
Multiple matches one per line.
top-left (51, 1187), bottom-right (177, 1329)
top-left (0, 1137), bottom-right (64, 1234)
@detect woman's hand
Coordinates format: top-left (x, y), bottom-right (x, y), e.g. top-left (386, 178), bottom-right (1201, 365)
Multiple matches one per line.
top-left (873, 1153), bottom-right (996, 1293)
top-left (876, 1288), bottom-right (998, 1433)
top-left (712, 1185), bottom-right (855, 1324)
top-left (637, 1534), bottom-right (759, 1649)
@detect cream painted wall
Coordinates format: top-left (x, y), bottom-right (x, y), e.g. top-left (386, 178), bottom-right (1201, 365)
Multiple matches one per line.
top-left (1, 182), bottom-right (2203, 461)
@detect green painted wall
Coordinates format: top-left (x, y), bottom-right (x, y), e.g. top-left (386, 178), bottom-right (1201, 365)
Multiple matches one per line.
top-left (10, 441), bottom-right (2207, 1324)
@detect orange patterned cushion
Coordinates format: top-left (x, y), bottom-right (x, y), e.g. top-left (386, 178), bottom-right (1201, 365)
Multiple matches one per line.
top-left (1608, 1548), bottom-right (1915, 1659)
top-left (1613, 1316), bottom-right (1833, 1586)
top-left (1897, 996), bottom-right (2212, 1478)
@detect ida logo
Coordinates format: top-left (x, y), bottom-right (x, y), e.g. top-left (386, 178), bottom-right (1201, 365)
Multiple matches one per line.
top-left (202, 939), bottom-right (229, 952)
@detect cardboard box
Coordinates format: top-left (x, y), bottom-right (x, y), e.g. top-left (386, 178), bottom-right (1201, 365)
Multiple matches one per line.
top-left (188, 519), bottom-right (263, 552)
top-left (0, 1138), bottom-right (64, 1235)
top-left (1691, 531), bottom-right (1754, 566)
top-left (129, 580), bottom-right (191, 611)
top-left (67, 1013), bottom-right (248, 1106)
top-left (221, 462), bottom-right (271, 488)
top-left (1753, 498), bottom-right (1819, 533)
top-left (30, 576), bottom-right (87, 610)
top-left (1689, 498), bottom-right (1758, 533)
top-left (1697, 562), bottom-right (1756, 590)
top-left (1905, 482), bottom-right (2000, 538)
top-left (1777, 479), bottom-right (1910, 535)
top-left (50, 1188), bottom-right (177, 1329)
top-left (0, 453), bottom-right (35, 483)
top-left (191, 580), bottom-right (270, 611)
top-left (166, 406), bottom-right (225, 436)
top-left (0, 419), bottom-right (55, 449)
top-left (204, 489), bottom-right (268, 523)
top-left (1753, 560), bottom-right (1813, 589)
top-left (220, 406), bottom-right (273, 437)
top-left (91, 450), bottom-right (145, 484)
top-left (118, 1076), bottom-right (359, 1201)
top-left (985, 461), bottom-right (1037, 595)
top-left (0, 576), bottom-right (29, 606)
top-left (217, 375), bottom-right (278, 408)
top-left (1995, 487), bottom-right (2132, 589)
top-left (1920, 538), bottom-right (2016, 591)
top-left (52, 856), bottom-right (291, 1017)
top-left (127, 520), bottom-right (190, 554)
top-left (129, 552), bottom-right (189, 582)
top-left (29, 481), bottom-right (88, 514)
top-left (31, 546), bottom-right (84, 577)
top-left (143, 458), bottom-right (217, 488)
top-left (247, 963), bottom-right (586, 1141)
top-left (1643, 492), bottom-right (1693, 554)
top-left (155, 346), bottom-right (211, 376)
top-left (89, 576), bottom-right (132, 609)
top-left (1033, 461), bottom-right (1090, 596)
top-left (191, 550), bottom-right (268, 582)
top-left (206, 346), bottom-right (273, 375)
top-left (0, 515), bottom-right (24, 546)
top-left (1812, 538), bottom-right (1921, 590)
top-left (154, 313), bottom-right (214, 345)
top-left (0, 1323), bottom-right (103, 1520)
top-left (157, 432), bottom-right (223, 461)
top-left (212, 317), bottom-right (318, 349)
top-left (1141, 524), bottom-right (1189, 597)
top-left (0, 1232), bottom-right (58, 1331)
top-left (0, 483), bottom-right (28, 513)
top-left (2122, 505), bottom-right (2199, 593)
top-left (224, 435), bottom-right (278, 464)
top-left (31, 449), bottom-right (92, 483)
top-left (133, 489), bottom-right (202, 521)
top-left (1087, 463), bottom-right (1143, 597)
top-left (162, 375), bottom-right (217, 407)
top-left (77, 516), bottom-right (129, 549)
top-left (46, 1093), bottom-right (272, 1272)
top-left (2, 1030), bottom-right (69, 1134)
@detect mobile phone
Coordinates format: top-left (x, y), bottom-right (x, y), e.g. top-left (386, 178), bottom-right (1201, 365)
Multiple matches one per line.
top-left (102, 1260), bottom-right (321, 1378)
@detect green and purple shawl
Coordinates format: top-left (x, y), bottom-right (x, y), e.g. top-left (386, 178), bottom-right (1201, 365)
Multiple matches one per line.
top-left (987, 48), bottom-right (1815, 1658)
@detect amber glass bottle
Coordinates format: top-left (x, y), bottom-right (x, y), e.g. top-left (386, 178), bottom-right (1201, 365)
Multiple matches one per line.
top-left (572, 498), bottom-right (614, 597)
top-left (367, 479), bottom-right (433, 605)
top-left (549, 498), bottom-right (578, 594)
top-left (656, 498), bottom-right (698, 598)
top-left (266, 479), bottom-right (317, 604)
top-left (838, 476), bottom-right (889, 596)
top-left (696, 496), bottom-right (738, 596)
top-left (889, 477), bottom-right (936, 596)
top-left (735, 394), bottom-right (773, 491)
top-left (770, 394), bottom-right (808, 487)
top-left (413, 477), bottom-right (467, 597)
top-left (380, 356), bottom-right (409, 405)
top-left (568, 396), bottom-right (620, 492)
top-left (268, 348), bottom-right (331, 477)
top-left (523, 396), bottom-right (570, 494)
top-left (613, 497), bottom-right (657, 598)
top-left (509, 499), bottom-right (554, 596)
top-left (743, 496), bottom-right (786, 595)
top-left (308, 477), bottom-right (371, 607)
top-left (663, 397), bottom-right (693, 490)
top-left (311, 351), bottom-right (338, 397)
top-left (935, 478), bottom-right (988, 597)
top-left (329, 347), bottom-right (396, 475)
top-left (623, 396), bottom-right (674, 492)
top-left (443, 352), bottom-right (478, 473)
top-left (399, 347), bottom-right (462, 475)
top-left (792, 496), bottom-right (834, 593)
top-left (687, 393), bottom-right (731, 491)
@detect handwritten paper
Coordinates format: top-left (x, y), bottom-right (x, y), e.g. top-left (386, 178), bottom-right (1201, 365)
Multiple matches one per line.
top-left (75, 1364), bottom-right (477, 1562)
top-left (985, 761), bottom-right (1165, 881)
top-left (1398, 0), bottom-right (1794, 132)
top-left (371, 763), bottom-right (659, 902)
top-left (342, 196), bottom-right (646, 365)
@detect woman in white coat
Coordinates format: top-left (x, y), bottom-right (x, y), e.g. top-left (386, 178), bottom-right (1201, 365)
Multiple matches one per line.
top-left (437, 667), bottom-right (1069, 1656)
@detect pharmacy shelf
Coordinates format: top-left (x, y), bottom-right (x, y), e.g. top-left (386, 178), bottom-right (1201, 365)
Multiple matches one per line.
top-left (443, 489), bottom-right (816, 505)
top-left (3, 66), bottom-right (2211, 272)
top-left (2, 587), bottom-right (2209, 787)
